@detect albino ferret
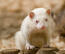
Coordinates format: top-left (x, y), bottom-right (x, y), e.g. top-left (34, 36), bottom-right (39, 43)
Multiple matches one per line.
top-left (15, 8), bottom-right (56, 50)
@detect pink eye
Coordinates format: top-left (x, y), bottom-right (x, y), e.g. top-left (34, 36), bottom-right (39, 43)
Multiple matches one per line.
top-left (45, 19), bottom-right (48, 22)
top-left (36, 20), bottom-right (39, 23)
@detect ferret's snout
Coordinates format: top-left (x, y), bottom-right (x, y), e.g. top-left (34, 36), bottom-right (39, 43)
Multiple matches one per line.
top-left (41, 26), bottom-right (46, 29)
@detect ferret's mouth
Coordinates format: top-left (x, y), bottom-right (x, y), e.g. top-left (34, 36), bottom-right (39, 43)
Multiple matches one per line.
top-left (32, 26), bottom-right (47, 32)
top-left (35, 28), bottom-right (47, 33)
top-left (41, 26), bottom-right (46, 30)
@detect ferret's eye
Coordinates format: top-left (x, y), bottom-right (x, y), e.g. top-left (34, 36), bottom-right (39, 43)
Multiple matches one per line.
top-left (36, 20), bottom-right (39, 23)
top-left (45, 19), bottom-right (48, 22)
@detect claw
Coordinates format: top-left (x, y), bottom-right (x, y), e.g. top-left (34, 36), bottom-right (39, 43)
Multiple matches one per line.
top-left (25, 43), bottom-right (35, 50)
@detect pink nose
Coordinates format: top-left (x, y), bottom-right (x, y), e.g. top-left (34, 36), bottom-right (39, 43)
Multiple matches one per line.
top-left (41, 26), bottom-right (46, 29)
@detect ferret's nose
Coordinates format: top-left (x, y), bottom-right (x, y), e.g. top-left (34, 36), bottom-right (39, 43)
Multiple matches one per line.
top-left (41, 26), bottom-right (46, 29)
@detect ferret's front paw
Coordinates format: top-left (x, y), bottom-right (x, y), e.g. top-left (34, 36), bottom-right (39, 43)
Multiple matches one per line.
top-left (25, 44), bottom-right (35, 50)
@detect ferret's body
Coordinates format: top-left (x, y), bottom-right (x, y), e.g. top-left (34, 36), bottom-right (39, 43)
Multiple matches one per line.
top-left (15, 8), bottom-right (56, 50)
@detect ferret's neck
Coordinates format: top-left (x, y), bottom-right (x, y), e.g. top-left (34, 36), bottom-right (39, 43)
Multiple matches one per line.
top-left (20, 16), bottom-right (33, 36)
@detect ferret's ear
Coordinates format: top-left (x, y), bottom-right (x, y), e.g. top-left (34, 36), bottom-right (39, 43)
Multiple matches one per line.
top-left (46, 9), bottom-right (51, 15)
top-left (51, 11), bottom-right (57, 22)
top-left (46, 9), bottom-right (56, 18)
top-left (29, 12), bottom-right (35, 19)
top-left (51, 12), bottom-right (55, 18)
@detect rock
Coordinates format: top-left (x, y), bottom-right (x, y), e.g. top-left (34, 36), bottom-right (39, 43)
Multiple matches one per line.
top-left (36, 47), bottom-right (58, 54)
top-left (22, 47), bottom-right (39, 54)
top-left (57, 50), bottom-right (65, 54)
top-left (0, 49), bottom-right (20, 54)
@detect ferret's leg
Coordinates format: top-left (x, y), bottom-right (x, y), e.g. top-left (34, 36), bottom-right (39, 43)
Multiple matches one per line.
top-left (25, 40), bottom-right (35, 50)
top-left (15, 31), bottom-right (26, 50)
top-left (43, 36), bottom-right (50, 48)
top-left (43, 41), bottom-right (50, 48)
top-left (15, 37), bottom-right (22, 50)
top-left (47, 37), bottom-right (51, 47)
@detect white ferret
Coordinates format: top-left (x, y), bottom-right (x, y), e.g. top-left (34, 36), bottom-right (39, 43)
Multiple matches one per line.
top-left (15, 8), bottom-right (56, 50)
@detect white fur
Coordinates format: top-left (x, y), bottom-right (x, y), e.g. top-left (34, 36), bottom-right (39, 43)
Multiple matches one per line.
top-left (15, 31), bottom-right (26, 50)
top-left (15, 8), bottom-right (56, 50)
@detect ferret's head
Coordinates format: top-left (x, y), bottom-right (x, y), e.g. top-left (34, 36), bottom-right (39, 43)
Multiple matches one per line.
top-left (28, 8), bottom-right (55, 31)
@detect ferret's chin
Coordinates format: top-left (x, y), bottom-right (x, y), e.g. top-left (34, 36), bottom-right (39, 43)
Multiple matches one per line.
top-left (38, 27), bottom-right (47, 31)
top-left (35, 29), bottom-right (47, 33)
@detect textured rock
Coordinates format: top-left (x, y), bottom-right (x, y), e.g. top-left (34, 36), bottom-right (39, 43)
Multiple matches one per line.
top-left (0, 49), bottom-right (20, 54)
top-left (57, 50), bottom-right (65, 54)
top-left (36, 47), bottom-right (58, 54)
top-left (23, 47), bottom-right (39, 54)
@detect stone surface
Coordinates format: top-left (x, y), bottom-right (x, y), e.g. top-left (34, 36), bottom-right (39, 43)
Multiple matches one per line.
top-left (20, 47), bottom-right (58, 54)
top-left (57, 50), bottom-right (65, 54)
top-left (36, 47), bottom-right (58, 54)
top-left (23, 47), bottom-right (39, 54)
top-left (0, 49), bottom-right (20, 54)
